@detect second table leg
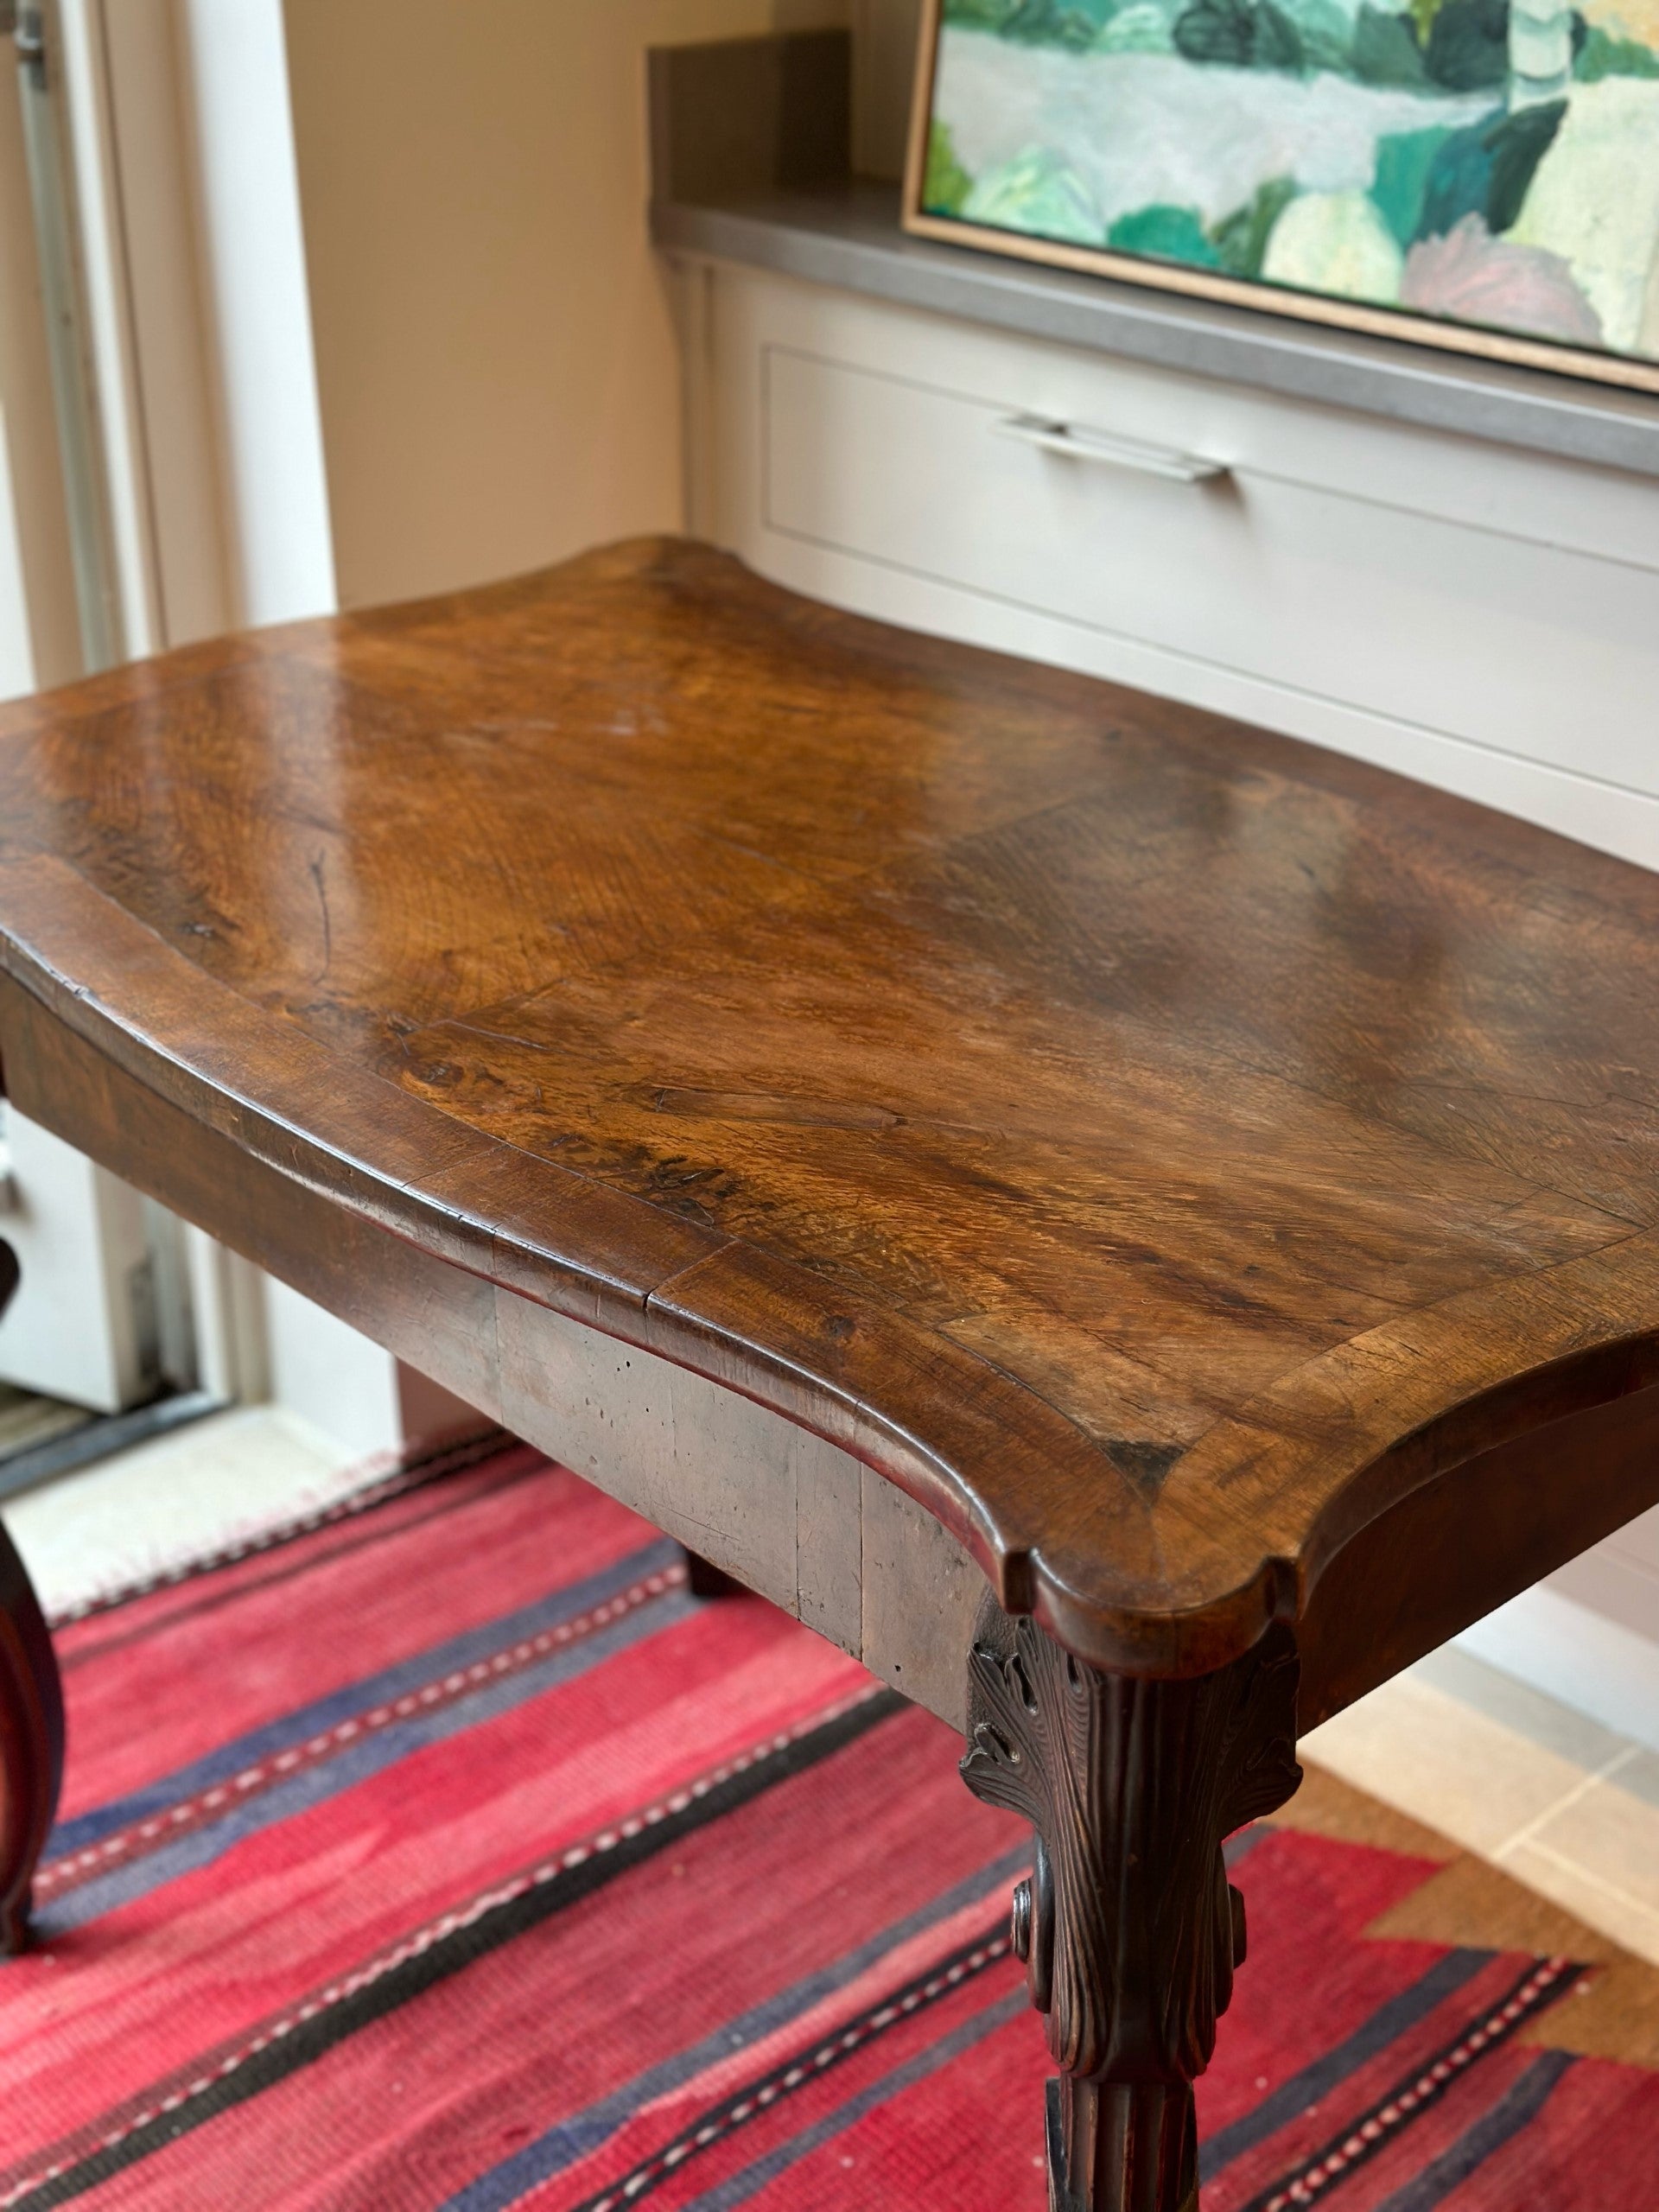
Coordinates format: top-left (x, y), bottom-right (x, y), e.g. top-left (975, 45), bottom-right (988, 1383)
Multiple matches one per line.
top-left (959, 1594), bottom-right (1301, 2211)
top-left (0, 1241), bottom-right (66, 1956)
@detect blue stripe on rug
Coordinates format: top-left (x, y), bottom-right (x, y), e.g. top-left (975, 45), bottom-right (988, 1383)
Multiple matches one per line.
top-left (1225, 1827), bottom-right (1268, 1869)
top-left (1200, 1946), bottom-right (1495, 2177)
top-left (441, 1843), bottom-right (1033, 2212)
top-left (48, 1534), bottom-right (682, 1859)
top-left (1370, 2049), bottom-right (1578, 2209)
top-left (40, 1571), bottom-right (691, 1936)
top-left (680, 1988), bottom-right (1030, 2210)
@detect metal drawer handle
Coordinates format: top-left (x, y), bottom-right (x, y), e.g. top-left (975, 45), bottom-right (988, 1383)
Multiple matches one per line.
top-left (994, 412), bottom-right (1227, 484)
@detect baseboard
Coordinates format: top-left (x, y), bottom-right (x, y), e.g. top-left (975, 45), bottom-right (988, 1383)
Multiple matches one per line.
top-left (1456, 1582), bottom-right (1659, 1758)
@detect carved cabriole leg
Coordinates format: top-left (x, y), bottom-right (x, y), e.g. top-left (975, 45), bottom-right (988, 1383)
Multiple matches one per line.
top-left (0, 1242), bottom-right (66, 1955)
top-left (960, 1595), bottom-right (1301, 2212)
top-left (0, 1524), bottom-right (62, 1955)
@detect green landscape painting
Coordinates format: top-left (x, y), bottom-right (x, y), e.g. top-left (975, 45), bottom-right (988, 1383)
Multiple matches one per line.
top-left (910, 0), bottom-right (1659, 379)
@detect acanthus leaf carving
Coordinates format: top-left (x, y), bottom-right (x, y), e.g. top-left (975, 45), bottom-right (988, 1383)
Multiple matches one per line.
top-left (961, 1598), bottom-right (1301, 2211)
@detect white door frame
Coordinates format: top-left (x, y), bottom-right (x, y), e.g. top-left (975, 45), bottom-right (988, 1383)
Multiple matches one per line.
top-left (51, 0), bottom-right (335, 650)
top-left (3, 2), bottom-right (410, 1454)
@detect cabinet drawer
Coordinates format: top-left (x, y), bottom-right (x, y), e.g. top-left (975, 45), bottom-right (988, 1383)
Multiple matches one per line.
top-left (761, 340), bottom-right (1659, 801)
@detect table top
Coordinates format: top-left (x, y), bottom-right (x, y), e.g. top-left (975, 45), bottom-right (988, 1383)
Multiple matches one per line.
top-left (4, 537), bottom-right (1658, 1676)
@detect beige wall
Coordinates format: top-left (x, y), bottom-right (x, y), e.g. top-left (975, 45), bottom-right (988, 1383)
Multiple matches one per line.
top-left (283, 0), bottom-right (849, 613)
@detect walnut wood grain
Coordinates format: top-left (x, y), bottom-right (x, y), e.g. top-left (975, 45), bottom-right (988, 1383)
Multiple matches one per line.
top-left (3, 537), bottom-right (1658, 1687)
top-left (0, 967), bottom-right (987, 1726)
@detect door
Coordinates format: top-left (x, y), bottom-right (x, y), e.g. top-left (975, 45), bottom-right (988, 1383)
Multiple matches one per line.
top-left (0, 3), bottom-right (175, 1414)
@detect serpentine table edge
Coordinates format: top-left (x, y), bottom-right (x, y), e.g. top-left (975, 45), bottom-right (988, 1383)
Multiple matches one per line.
top-left (3, 536), bottom-right (1658, 2209)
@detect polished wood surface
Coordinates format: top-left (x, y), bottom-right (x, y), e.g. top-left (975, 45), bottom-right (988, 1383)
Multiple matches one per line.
top-left (3, 537), bottom-right (1658, 1686)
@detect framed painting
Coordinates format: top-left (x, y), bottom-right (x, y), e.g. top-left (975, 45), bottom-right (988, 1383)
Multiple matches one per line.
top-left (902, 0), bottom-right (1659, 392)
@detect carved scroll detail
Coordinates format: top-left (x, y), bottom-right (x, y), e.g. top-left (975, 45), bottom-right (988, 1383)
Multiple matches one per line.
top-left (960, 1599), bottom-right (1300, 2211)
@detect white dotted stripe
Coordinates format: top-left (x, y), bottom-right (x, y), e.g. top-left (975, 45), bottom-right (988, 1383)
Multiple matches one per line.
top-left (45, 1432), bottom-right (510, 1630)
top-left (0, 1682), bottom-right (887, 2211)
top-left (579, 1936), bottom-right (1012, 2212)
top-left (35, 1566), bottom-right (688, 1900)
top-left (1259, 1958), bottom-right (1583, 2212)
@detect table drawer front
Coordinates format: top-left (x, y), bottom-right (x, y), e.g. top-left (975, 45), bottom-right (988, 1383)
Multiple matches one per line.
top-left (760, 340), bottom-right (1659, 800)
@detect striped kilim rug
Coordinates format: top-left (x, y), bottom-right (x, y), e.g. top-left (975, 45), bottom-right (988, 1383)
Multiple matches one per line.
top-left (3, 1440), bottom-right (1657, 2209)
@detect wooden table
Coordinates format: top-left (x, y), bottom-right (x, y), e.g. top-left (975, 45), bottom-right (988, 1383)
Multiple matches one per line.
top-left (3, 538), bottom-right (1657, 2211)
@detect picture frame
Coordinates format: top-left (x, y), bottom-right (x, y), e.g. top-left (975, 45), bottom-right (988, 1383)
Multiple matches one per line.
top-left (902, 0), bottom-right (1659, 395)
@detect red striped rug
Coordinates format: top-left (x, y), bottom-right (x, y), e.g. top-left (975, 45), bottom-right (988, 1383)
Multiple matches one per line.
top-left (2, 1440), bottom-right (1656, 2209)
